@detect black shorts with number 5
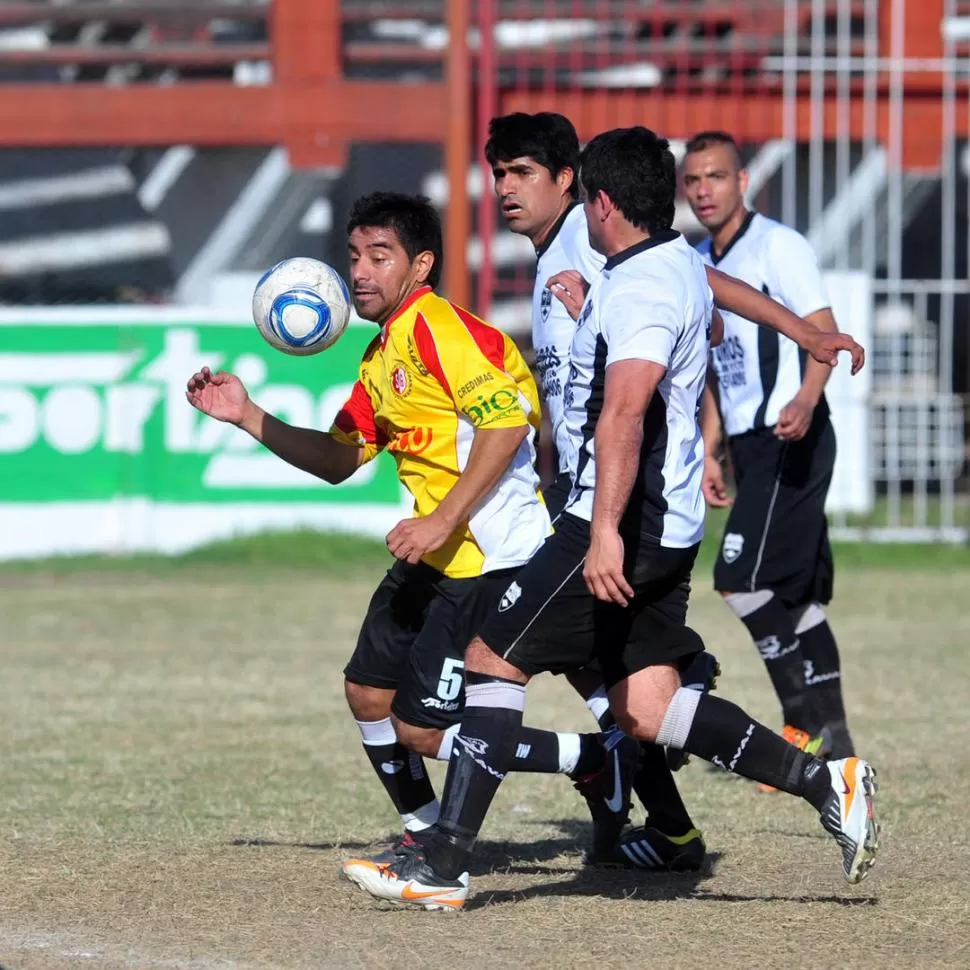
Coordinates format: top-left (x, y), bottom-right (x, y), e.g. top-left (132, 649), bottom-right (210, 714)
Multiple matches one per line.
top-left (344, 559), bottom-right (515, 729)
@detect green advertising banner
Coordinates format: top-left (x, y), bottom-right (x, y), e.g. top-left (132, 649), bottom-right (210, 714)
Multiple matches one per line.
top-left (0, 309), bottom-right (408, 559)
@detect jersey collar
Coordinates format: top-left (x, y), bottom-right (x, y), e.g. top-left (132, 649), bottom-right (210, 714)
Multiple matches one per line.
top-left (710, 210), bottom-right (756, 265)
top-left (535, 202), bottom-right (580, 258)
top-left (383, 285), bottom-right (433, 330)
top-left (603, 229), bottom-right (680, 270)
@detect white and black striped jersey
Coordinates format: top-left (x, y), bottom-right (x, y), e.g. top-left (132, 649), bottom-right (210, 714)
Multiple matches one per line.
top-left (697, 212), bottom-right (830, 438)
top-left (532, 203), bottom-right (605, 470)
top-left (561, 232), bottom-right (713, 548)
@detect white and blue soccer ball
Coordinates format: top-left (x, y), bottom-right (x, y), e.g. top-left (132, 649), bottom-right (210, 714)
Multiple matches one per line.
top-left (252, 257), bottom-right (352, 356)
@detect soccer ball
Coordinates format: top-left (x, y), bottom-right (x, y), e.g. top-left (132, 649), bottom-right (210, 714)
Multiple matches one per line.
top-left (252, 257), bottom-right (352, 356)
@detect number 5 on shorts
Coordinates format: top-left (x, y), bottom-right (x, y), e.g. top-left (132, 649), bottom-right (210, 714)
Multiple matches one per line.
top-left (437, 657), bottom-right (464, 701)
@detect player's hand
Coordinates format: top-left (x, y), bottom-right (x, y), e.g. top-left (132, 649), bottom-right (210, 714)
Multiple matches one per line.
top-left (386, 512), bottom-right (454, 565)
top-left (702, 456), bottom-right (733, 507)
top-left (584, 526), bottom-right (635, 606)
top-left (546, 270), bottom-right (590, 321)
top-left (804, 329), bottom-right (866, 375)
top-left (775, 396), bottom-right (814, 441)
top-left (185, 367), bottom-right (250, 425)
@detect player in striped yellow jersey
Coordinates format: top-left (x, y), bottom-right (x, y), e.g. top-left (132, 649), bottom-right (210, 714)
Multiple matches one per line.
top-left (187, 192), bottom-right (641, 871)
top-left (330, 278), bottom-right (549, 579)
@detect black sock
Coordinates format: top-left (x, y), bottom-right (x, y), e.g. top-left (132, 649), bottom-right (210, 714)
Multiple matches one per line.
top-left (441, 726), bottom-right (599, 775)
top-left (510, 727), bottom-right (581, 774)
top-left (794, 609), bottom-right (855, 757)
top-left (684, 693), bottom-right (828, 808)
top-left (360, 736), bottom-right (438, 830)
top-left (587, 693), bottom-right (692, 833)
top-left (631, 742), bottom-right (695, 836)
top-left (426, 674), bottom-right (525, 879)
top-left (729, 593), bottom-right (821, 733)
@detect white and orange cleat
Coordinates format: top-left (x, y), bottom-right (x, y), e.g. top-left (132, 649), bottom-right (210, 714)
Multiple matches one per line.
top-left (817, 756), bottom-right (880, 884)
top-left (342, 841), bottom-right (468, 911)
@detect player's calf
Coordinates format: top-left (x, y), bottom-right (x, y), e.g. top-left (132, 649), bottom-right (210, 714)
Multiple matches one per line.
top-left (656, 686), bottom-right (880, 883)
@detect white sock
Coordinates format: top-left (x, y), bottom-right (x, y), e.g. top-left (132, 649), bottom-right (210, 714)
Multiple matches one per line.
top-left (557, 733), bottom-right (581, 774)
top-left (355, 716), bottom-right (397, 745)
top-left (655, 687), bottom-right (702, 750)
top-left (436, 723), bottom-right (460, 761)
top-left (585, 686), bottom-right (610, 726)
top-left (401, 799), bottom-right (440, 832)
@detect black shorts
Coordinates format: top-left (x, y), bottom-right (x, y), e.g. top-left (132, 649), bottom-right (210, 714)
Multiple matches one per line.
top-left (344, 560), bottom-right (515, 729)
top-left (478, 513), bottom-right (704, 689)
top-left (543, 471), bottom-right (572, 522)
top-left (714, 414), bottom-right (835, 608)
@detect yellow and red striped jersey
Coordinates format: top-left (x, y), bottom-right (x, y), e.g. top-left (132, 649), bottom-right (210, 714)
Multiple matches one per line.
top-left (331, 286), bottom-right (551, 578)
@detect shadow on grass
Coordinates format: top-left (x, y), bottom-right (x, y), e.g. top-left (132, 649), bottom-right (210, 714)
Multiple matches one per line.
top-left (230, 821), bottom-right (598, 878)
top-left (230, 818), bottom-right (878, 909)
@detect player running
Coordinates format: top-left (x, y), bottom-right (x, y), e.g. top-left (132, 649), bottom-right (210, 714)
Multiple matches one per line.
top-left (683, 130), bottom-right (856, 771)
top-left (186, 192), bottom-right (641, 869)
top-left (343, 130), bottom-right (879, 911)
top-left (483, 112), bottom-right (865, 860)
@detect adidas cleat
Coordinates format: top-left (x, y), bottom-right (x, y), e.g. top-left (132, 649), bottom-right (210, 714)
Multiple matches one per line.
top-left (757, 725), bottom-right (829, 792)
top-left (573, 730), bottom-right (641, 862)
top-left (666, 651), bottom-right (721, 771)
top-left (602, 826), bottom-right (706, 872)
top-left (342, 841), bottom-right (468, 911)
top-left (818, 757), bottom-right (879, 884)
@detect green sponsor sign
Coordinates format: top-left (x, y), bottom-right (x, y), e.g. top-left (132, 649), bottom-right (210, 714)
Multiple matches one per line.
top-left (0, 315), bottom-right (401, 505)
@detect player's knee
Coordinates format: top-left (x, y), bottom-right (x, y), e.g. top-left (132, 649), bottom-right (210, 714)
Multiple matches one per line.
top-left (612, 705), bottom-right (663, 742)
top-left (464, 636), bottom-right (529, 683)
top-left (343, 679), bottom-right (393, 722)
top-left (391, 716), bottom-right (440, 757)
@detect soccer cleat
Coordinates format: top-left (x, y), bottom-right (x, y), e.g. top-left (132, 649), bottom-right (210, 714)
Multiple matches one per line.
top-left (342, 841), bottom-right (468, 911)
top-left (818, 757), bottom-right (879, 884)
top-left (573, 730), bottom-right (641, 862)
top-left (342, 830), bottom-right (427, 870)
top-left (601, 826), bottom-right (707, 872)
top-left (666, 651), bottom-right (721, 771)
top-left (757, 725), bottom-right (828, 792)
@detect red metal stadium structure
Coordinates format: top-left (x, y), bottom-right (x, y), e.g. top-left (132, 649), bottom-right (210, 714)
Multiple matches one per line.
top-left (0, 0), bottom-right (965, 308)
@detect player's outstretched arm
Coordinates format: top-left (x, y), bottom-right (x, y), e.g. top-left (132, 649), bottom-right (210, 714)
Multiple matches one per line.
top-left (547, 270), bottom-right (590, 321)
top-left (704, 266), bottom-right (865, 375)
top-left (186, 366), bottom-right (362, 484)
top-left (776, 306), bottom-right (842, 441)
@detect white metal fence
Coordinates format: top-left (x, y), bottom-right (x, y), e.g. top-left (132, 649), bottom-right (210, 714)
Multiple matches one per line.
top-left (776, 0), bottom-right (969, 540)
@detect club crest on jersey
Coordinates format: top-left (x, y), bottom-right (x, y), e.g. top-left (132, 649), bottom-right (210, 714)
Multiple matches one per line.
top-left (722, 532), bottom-right (744, 563)
top-left (540, 287), bottom-right (552, 322)
top-left (391, 366), bottom-right (409, 396)
top-left (499, 581), bottom-right (522, 612)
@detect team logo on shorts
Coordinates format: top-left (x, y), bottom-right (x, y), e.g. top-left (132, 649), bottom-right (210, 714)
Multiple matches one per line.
top-left (722, 532), bottom-right (744, 563)
top-left (391, 366), bottom-right (409, 396)
top-left (499, 581), bottom-right (522, 612)
top-left (540, 287), bottom-right (552, 322)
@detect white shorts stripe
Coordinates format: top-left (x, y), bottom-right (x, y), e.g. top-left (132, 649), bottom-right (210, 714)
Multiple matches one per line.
top-left (501, 557), bottom-right (586, 660)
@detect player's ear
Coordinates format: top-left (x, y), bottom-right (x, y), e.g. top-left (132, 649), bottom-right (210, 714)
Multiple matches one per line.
top-left (413, 250), bottom-right (435, 286)
top-left (596, 189), bottom-right (613, 220)
top-left (557, 166), bottom-right (575, 196)
top-left (738, 167), bottom-right (750, 199)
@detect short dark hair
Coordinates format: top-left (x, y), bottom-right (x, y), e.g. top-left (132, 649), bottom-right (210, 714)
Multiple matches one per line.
top-left (347, 192), bottom-right (443, 288)
top-left (485, 112), bottom-right (580, 199)
top-left (579, 127), bottom-right (676, 234)
top-left (684, 130), bottom-right (743, 167)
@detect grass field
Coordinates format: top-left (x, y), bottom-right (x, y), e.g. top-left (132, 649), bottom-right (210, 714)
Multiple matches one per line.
top-left (1, 532), bottom-right (969, 970)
